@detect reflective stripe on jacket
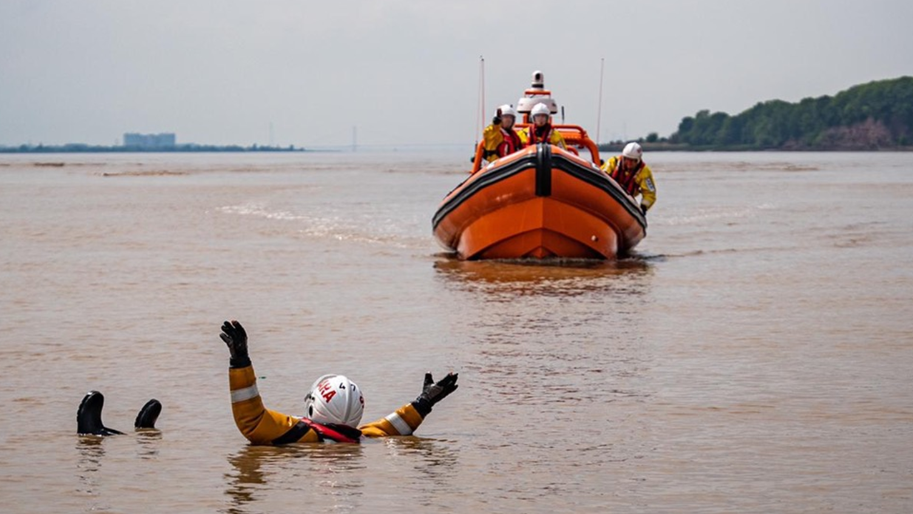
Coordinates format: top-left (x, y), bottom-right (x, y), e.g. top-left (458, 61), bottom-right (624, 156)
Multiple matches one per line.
top-left (600, 156), bottom-right (657, 211)
top-left (229, 364), bottom-right (425, 445)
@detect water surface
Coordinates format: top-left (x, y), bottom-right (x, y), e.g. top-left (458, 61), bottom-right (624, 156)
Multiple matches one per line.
top-left (1, 151), bottom-right (911, 513)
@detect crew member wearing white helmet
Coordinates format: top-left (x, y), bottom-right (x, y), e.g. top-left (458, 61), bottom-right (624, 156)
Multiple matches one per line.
top-left (518, 102), bottom-right (567, 150)
top-left (600, 142), bottom-right (657, 215)
top-left (220, 320), bottom-right (458, 444)
top-left (482, 104), bottom-right (523, 160)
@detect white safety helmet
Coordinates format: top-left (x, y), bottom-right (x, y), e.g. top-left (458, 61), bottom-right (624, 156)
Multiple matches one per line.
top-left (622, 142), bottom-right (643, 162)
top-left (498, 104), bottom-right (517, 118)
top-left (531, 102), bottom-right (551, 118)
top-left (304, 374), bottom-right (364, 427)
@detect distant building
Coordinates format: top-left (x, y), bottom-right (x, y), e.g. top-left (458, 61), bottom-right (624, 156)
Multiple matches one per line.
top-left (123, 133), bottom-right (176, 149)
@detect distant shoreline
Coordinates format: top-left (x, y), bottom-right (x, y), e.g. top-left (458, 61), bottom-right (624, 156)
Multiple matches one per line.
top-left (5, 143), bottom-right (912, 154)
top-left (0, 144), bottom-right (305, 154)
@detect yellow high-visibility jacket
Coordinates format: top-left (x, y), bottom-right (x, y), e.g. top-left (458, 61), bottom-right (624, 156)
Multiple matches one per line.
top-left (600, 156), bottom-right (657, 211)
top-left (229, 364), bottom-right (425, 445)
top-left (518, 125), bottom-right (567, 150)
top-left (482, 122), bottom-right (522, 160)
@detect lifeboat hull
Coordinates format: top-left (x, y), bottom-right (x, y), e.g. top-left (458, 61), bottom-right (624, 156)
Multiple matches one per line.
top-left (432, 144), bottom-right (646, 260)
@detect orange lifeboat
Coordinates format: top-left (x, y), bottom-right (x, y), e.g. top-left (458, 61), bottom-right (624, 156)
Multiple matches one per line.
top-left (432, 72), bottom-right (647, 260)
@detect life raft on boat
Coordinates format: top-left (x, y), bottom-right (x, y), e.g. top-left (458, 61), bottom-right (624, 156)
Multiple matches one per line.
top-left (432, 72), bottom-right (647, 260)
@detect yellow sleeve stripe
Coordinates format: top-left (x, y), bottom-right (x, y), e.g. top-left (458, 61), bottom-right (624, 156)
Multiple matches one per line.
top-left (384, 412), bottom-right (413, 435)
top-left (231, 384), bottom-right (260, 403)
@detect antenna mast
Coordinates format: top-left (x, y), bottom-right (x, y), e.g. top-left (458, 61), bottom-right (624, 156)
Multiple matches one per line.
top-left (476, 56), bottom-right (486, 142)
top-left (596, 57), bottom-right (605, 145)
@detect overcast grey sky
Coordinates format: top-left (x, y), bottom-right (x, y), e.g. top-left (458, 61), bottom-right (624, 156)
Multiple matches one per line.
top-left (1, 0), bottom-right (911, 148)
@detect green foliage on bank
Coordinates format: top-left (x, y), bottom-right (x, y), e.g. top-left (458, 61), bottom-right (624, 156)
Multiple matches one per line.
top-left (668, 76), bottom-right (913, 150)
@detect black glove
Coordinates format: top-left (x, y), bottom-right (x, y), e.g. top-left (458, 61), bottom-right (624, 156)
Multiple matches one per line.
top-left (492, 108), bottom-right (502, 126)
top-left (220, 320), bottom-right (250, 368)
top-left (640, 204), bottom-right (648, 215)
top-left (412, 372), bottom-right (459, 417)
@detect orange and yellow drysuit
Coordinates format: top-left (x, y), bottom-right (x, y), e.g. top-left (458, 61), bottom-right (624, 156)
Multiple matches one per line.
top-left (229, 363), bottom-right (425, 444)
top-left (518, 124), bottom-right (567, 150)
top-left (600, 155), bottom-right (657, 212)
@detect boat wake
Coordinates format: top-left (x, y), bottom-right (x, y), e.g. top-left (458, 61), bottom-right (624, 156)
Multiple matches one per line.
top-left (658, 203), bottom-right (778, 226)
top-left (219, 203), bottom-right (428, 249)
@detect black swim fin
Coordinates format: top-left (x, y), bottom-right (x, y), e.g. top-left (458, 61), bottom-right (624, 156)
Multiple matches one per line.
top-left (77, 391), bottom-right (125, 436)
top-left (134, 399), bottom-right (162, 429)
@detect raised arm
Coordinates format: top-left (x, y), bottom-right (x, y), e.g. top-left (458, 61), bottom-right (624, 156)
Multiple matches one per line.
top-left (221, 320), bottom-right (318, 445)
top-left (359, 372), bottom-right (459, 437)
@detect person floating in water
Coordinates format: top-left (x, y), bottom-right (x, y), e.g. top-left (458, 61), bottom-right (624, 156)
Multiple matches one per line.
top-left (77, 390), bottom-right (161, 435)
top-left (220, 320), bottom-right (459, 444)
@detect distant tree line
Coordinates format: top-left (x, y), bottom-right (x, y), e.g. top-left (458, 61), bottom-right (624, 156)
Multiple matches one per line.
top-left (668, 76), bottom-right (913, 150)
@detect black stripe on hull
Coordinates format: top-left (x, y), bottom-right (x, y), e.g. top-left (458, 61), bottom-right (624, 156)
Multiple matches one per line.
top-left (549, 152), bottom-right (647, 230)
top-left (431, 146), bottom-right (646, 232)
top-left (432, 153), bottom-right (538, 230)
top-left (535, 143), bottom-right (552, 197)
